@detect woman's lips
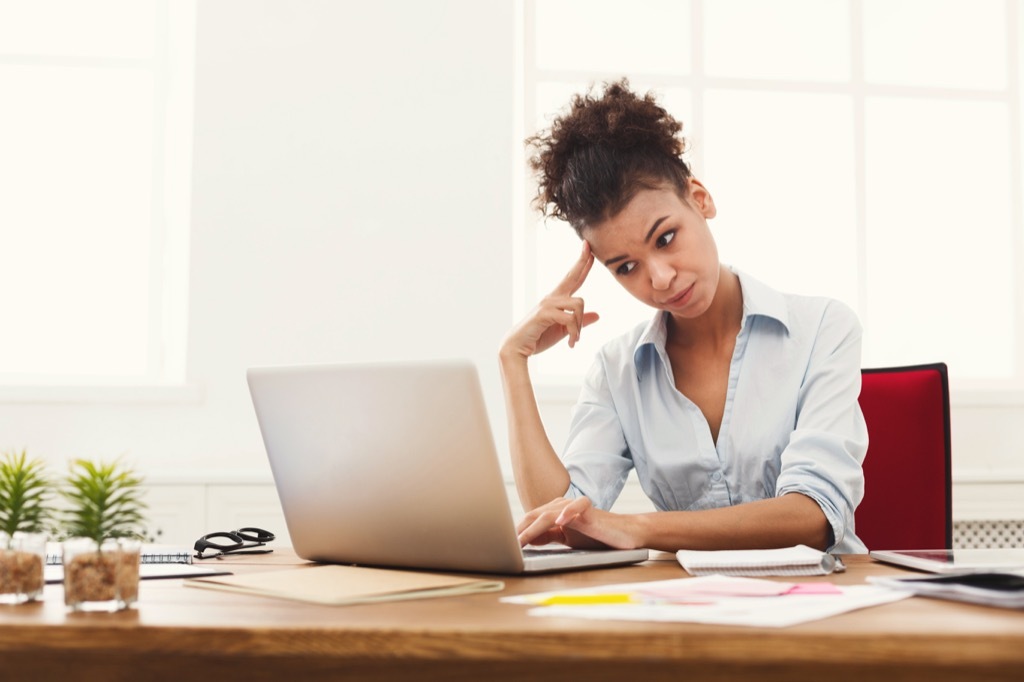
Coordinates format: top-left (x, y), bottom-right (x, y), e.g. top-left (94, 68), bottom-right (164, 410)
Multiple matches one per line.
top-left (663, 283), bottom-right (695, 308)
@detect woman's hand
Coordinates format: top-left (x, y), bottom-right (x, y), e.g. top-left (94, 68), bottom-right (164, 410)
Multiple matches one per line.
top-left (500, 241), bottom-right (600, 361)
top-left (516, 496), bottom-right (643, 550)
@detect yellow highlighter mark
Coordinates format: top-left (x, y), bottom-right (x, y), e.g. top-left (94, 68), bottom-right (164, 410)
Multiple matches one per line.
top-left (536, 593), bottom-right (636, 606)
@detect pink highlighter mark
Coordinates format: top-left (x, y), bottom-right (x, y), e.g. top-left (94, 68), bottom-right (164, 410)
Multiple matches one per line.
top-left (784, 583), bottom-right (843, 595)
top-left (638, 576), bottom-right (794, 599)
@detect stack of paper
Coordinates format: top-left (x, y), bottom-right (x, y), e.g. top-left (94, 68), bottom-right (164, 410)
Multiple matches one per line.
top-left (502, 575), bottom-right (908, 628)
top-left (676, 545), bottom-right (842, 576)
top-left (867, 572), bottom-right (1024, 609)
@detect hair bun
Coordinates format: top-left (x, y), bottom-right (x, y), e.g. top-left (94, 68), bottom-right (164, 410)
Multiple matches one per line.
top-left (565, 80), bottom-right (685, 157)
top-left (527, 78), bottom-right (691, 232)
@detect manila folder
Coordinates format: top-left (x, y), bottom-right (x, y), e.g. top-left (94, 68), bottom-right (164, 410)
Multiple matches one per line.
top-left (184, 564), bottom-right (504, 606)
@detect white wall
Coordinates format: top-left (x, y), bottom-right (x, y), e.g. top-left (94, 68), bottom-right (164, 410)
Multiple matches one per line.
top-left (2, 0), bottom-right (516, 484)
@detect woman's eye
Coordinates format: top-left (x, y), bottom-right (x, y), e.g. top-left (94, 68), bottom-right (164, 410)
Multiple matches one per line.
top-left (656, 230), bottom-right (676, 248)
top-left (615, 261), bottom-right (636, 276)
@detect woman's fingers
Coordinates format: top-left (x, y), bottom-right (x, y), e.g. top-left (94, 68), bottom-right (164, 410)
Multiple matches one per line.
top-left (529, 295), bottom-right (595, 353)
top-left (543, 294), bottom-right (600, 349)
top-left (555, 496), bottom-right (593, 525)
top-left (517, 514), bottom-right (566, 547)
top-left (574, 311), bottom-right (600, 346)
top-left (516, 498), bottom-right (569, 538)
top-left (500, 242), bottom-right (599, 359)
top-left (516, 497), bottom-right (566, 532)
top-left (553, 241), bottom-right (595, 297)
top-left (516, 497), bottom-right (594, 547)
top-left (554, 242), bottom-right (597, 347)
top-left (545, 295), bottom-right (585, 347)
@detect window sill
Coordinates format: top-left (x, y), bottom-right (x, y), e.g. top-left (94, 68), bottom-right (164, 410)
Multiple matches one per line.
top-left (0, 383), bottom-right (204, 405)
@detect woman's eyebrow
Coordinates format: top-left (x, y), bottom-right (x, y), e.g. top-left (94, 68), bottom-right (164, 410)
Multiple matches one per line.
top-left (603, 215), bottom-right (670, 266)
top-left (644, 216), bottom-right (669, 242)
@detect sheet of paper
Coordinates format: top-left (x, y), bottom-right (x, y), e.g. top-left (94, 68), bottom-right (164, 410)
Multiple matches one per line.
top-left (526, 586), bottom-right (908, 628)
top-left (785, 582), bottom-right (843, 595)
top-left (503, 576), bottom-right (909, 627)
top-left (185, 564), bottom-right (504, 606)
top-left (637, 576), bottom-right (795, 598)
top-left (504, 576), bottom-right (799, 604)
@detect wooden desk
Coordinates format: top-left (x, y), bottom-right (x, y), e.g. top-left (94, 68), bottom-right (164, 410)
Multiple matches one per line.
top-left (1, 553), bottom-right (1022, 681)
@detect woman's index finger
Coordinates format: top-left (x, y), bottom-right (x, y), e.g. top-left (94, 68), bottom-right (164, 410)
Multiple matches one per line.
top-left (555, 241), bottom-right (595, 295)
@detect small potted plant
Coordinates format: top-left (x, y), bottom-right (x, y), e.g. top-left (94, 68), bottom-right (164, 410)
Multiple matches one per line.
top-left (0, 450), bottom-right (51, 604)
top-left (59, 458), bottom-right (147, 612)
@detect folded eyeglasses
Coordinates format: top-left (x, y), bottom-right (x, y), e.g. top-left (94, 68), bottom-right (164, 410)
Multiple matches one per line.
top-left (194, 527), bottom-right (276, 559)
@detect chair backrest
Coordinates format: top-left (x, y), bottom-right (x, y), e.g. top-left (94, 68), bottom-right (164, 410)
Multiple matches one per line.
top-left (856, 363), bottom-right (952, 550)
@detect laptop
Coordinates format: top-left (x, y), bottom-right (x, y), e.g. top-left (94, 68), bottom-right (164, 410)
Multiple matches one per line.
top-left (870, 548), bottom-right (1024, 574)
top-left (246, 359), bottom-right (649, 574)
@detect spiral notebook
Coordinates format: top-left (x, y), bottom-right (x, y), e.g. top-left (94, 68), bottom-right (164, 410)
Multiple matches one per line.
top-left (676, 545), bottom-right (843, 577)
top-left (45, 562), bottom-right (231, 584)
top-left (45, 542), bottom-right (193, 566)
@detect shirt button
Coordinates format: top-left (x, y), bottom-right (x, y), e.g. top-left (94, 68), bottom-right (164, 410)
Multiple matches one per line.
top-left (711, 471), bottom-right (723, 482)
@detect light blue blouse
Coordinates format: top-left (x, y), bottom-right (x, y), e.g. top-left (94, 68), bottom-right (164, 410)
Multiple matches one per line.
top-left (562, 269), bottom-right (869, 554)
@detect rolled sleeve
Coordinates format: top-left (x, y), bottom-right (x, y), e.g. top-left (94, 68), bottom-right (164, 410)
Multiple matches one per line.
top-left (561, 357), bottom-right (634, 510)
top-left (775, 301), bottom-right (868, 553)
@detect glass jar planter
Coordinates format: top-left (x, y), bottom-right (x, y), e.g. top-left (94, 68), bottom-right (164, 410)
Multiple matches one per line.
top-left (62, 538), bottom-right (140, 612)
top-left (0, 532), bottom-right (46, 604)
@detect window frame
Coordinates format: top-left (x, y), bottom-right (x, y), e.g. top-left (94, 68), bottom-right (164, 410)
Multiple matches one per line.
top-left (516, 0), bottom-right (1024, 405)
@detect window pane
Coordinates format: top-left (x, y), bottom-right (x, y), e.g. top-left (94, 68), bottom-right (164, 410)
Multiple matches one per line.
top-left (702, 90), bottom-right (859, 307)
top-left (704, 0), bottom-right (850, 82)
top-left (534, 0), bottom-right (690, 75)
top-left (0, 65), bottom-right (154, 379)
top-left (863, 0), bottom-right (1007, 90)
top-left (864, 97), bottom-right (1013, 378)
top-left (0, 0), bottom-right (156, 59)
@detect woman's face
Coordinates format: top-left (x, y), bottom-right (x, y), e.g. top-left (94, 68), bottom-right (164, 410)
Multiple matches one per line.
top-left (582, 180), bottom-right (720, 319)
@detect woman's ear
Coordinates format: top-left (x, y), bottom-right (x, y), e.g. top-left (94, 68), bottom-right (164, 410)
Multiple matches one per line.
top-left (687, 178), bottom-right (717, 219)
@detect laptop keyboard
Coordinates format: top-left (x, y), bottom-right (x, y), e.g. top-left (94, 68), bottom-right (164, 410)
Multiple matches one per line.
top-left (522, 547), bottom-right (583, 556)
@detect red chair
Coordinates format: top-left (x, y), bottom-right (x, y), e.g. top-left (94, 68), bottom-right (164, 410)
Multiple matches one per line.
top-left (856, 363), bottom-right (952, 550)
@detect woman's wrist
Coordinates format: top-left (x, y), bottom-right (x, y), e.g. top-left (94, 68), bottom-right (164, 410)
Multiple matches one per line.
top-left (498, 345), bottom-right (530, 375)
top-left (627, 512), bottom-right (658, 550)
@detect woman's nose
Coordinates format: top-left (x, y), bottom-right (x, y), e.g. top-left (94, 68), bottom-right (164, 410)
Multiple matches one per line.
top-left (649, 258), bottom-right (675, 290)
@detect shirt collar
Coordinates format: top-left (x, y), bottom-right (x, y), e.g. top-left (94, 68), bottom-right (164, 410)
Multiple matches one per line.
top-left (632, 267), bottom-right (790, 375)
top-left (736, 268), bottom-right (790, 333)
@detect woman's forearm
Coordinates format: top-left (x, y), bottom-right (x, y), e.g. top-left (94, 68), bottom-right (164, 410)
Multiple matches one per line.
top-left (629, 493), bottom-right (832, 552)
top-left (499, 351), bottom-right (571, 510)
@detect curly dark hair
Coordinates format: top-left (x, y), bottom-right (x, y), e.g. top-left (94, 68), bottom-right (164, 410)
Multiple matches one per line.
top-left (526, 79), bottom-right (692, 236)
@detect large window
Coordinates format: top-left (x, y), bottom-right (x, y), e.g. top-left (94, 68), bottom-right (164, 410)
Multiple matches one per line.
top-left (518, 0), bottom-right (1023, 394)
top-left (0, 0), bottom-right (194, 389)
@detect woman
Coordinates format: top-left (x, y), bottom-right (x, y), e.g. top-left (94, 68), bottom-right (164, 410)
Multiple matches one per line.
top-left (500, 80), bottom-right (867, 554)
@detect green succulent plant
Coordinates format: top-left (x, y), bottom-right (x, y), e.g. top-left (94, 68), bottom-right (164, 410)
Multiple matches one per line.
top-left (0, 450), bottom-right (52, 548)
top-left (60, 459), bottom-right (147, 546)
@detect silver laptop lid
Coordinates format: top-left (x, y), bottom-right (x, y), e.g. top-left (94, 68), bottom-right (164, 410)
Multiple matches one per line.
top-left (247, 360), bottom-right (529, 573)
